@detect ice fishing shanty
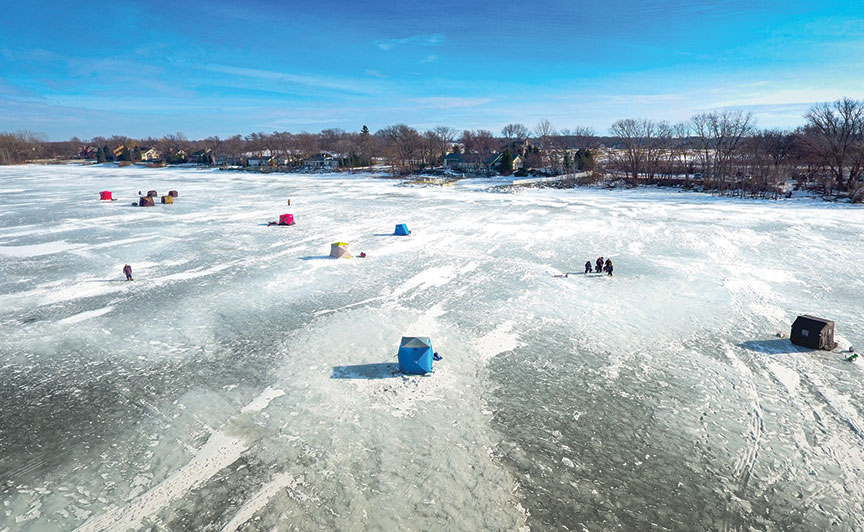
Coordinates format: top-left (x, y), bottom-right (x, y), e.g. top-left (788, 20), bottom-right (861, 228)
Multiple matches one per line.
top-left (790, 315), bottom-right (836, 350)
top-left (330, 242), bottom-right (351, 258)
top-left (397, 336), bottom-right (434, 375)
top-left (394, 223), bottom-right (410, 236)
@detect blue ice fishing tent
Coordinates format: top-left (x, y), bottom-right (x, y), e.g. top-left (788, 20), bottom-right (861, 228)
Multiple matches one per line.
top-left (397, 336), bottom-right (433, 374)
top-left (394, 223), bottom-right (411, 236)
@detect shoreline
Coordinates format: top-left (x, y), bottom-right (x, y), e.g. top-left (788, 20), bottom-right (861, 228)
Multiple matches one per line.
top-left (4, 160), bottom-right (858, 205)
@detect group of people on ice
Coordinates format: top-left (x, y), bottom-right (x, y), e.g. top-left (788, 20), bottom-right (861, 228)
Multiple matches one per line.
top-left (585, 257), bottom-right (613, 276)
top-left (555, 256), bottom-right (615, 278)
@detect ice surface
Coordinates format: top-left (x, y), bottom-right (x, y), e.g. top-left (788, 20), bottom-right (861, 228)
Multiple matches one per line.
top-left (0, 164), bottom-right (862, 531)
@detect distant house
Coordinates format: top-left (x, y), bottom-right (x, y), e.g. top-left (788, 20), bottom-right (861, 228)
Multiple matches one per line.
top-left (189, 148), bottom-right (213, 165)
top-left (243, 149), bottom-right (273, 158)
top-left (140, 148), bottom-right (160, 161)
top-left (303, 154), bottom-right (340, 169)
top-left (443, 153), bottom-right (464, 169)
top-left (494, 153), bottom-right (523, 172)
top-left (215, 154), bottom-right (243, 166)
top-left (444, 152), bottom-right (508, 173)
top-left (486, 153), bottom-right (503, 169)
top-left (79, 146), bottom-right (98, 159)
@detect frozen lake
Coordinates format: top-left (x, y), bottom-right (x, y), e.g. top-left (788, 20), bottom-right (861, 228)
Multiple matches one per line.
top-left (1, 164), bottom-right (863, 531)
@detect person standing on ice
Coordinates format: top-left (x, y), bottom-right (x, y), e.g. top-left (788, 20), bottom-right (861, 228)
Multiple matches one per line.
top-left (123, 264), bottom-right (133, 281)
top-left (604, 258), bottom-right (613, 276)
top-left (585, 261), bottom-right (592, 274)
top-left (595, 257), bottom-right (603, 273)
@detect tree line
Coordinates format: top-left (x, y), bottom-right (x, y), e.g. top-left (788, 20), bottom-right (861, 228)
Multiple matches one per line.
top-left (607, 98), bottom-right (864, 201)
top-left (2, 97), bottom-right (862, 201)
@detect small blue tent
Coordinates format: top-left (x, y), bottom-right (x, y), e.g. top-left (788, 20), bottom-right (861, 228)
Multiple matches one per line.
top-left (397, 336), bottom-right (433, 374)
top-left (394, 223), bottom-right (411, 236)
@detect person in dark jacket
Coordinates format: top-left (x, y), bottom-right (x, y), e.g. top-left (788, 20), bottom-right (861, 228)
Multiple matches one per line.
top-left (595, 257), bottom-right (604, 273)
top-left (585, 261), bottom-right (592, 274)
top-left (123, 264), bottom-right (133, 281)
top-left (604, 258), bottom-right (613, 276)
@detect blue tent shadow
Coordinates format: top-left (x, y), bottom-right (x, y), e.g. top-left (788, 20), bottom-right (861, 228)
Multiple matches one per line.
top-left (299, 255), bottom-right (334, 261)
top-left (331, 362), bottom-right (402, 379)
top-left (738, 339), bottom-right (808, 355)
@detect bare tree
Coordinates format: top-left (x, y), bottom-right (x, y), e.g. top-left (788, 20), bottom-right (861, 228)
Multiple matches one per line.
top-left (803, 97), bottom-right (864, 200)
top-left (422, 130), bottom-right (440, 167)
top-left (670, 121), bottom-right (693, 180)
top-left (318, 128), bottom-right (345, 154)
top-left (458, 130), bottom-right (485, 170)
top-left (533, 119), bottom-right (556, 147)
top-left (570, 126), bottom-right (597, 149)
top-left (432, 126), bottom-right (457, 160)
top-left (501, 123), bottom-right (529, 143)
top-left (530, 120), bottom-right (556, 171)
top-left (740, 133), bottom-right (771, 197)
top-left (474, 129), bottom-right (498, 172)
top-left (473, 129), bottom-right (497, 154)
top-left (690, 113), bottom-right (714, 181)
top-left (376, 124), bottom-right (422, 173)
top-left (159, 132), bottom-right (190, 163)
top-left (294, 132), bottom-right (319, 158)
top-left (690, 110), bottom-right (755, 191)
top-left (760, 129), bottom-right (795, 196)
top-left (269, 131), bottom-right (294, 163)
top-left (0, 130), bottom-right (47, 164)
top-left (608, 118), bottom-right (656, 182)
top-left (633, 121), bottom-right (671, 182)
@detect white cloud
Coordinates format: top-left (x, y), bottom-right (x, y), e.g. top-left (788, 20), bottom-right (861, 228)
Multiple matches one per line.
top-left (708, 87), bottom-right (864, 108)
top-left (376, 33), bottom-right (444, 51)
top-left (409, 97), bottom-right (492, 109)
top-left (201, 64), bottom-right (379, 94)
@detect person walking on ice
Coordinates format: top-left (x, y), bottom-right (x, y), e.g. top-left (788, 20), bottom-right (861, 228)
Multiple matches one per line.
top-left (123, 264), bottom-right (133, 281)
top-left (595, 257), bottom-right (604, 273)
top-left (604, 258), bottom-right (613, 276)
top-left (585, 260), bottom-right (592, 274)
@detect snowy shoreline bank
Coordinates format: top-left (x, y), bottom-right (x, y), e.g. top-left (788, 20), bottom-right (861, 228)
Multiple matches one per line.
top-left (11, 161), bottom-right (861, 205)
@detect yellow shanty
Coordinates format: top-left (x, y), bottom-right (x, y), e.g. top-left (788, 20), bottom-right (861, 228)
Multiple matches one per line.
top-left (330, 242), bottom-right (352, 258)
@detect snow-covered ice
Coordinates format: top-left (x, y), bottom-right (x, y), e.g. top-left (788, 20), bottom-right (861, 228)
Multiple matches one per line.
top-left (0, 164), bottom-right (862, 531)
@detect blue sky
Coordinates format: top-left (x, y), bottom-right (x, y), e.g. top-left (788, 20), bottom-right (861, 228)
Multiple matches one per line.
top-left (1, 0), bottom-right (862, 140)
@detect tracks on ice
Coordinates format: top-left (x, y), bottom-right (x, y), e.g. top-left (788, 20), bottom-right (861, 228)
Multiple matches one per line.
top-left (723, 346), bottom-right (765, 494)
